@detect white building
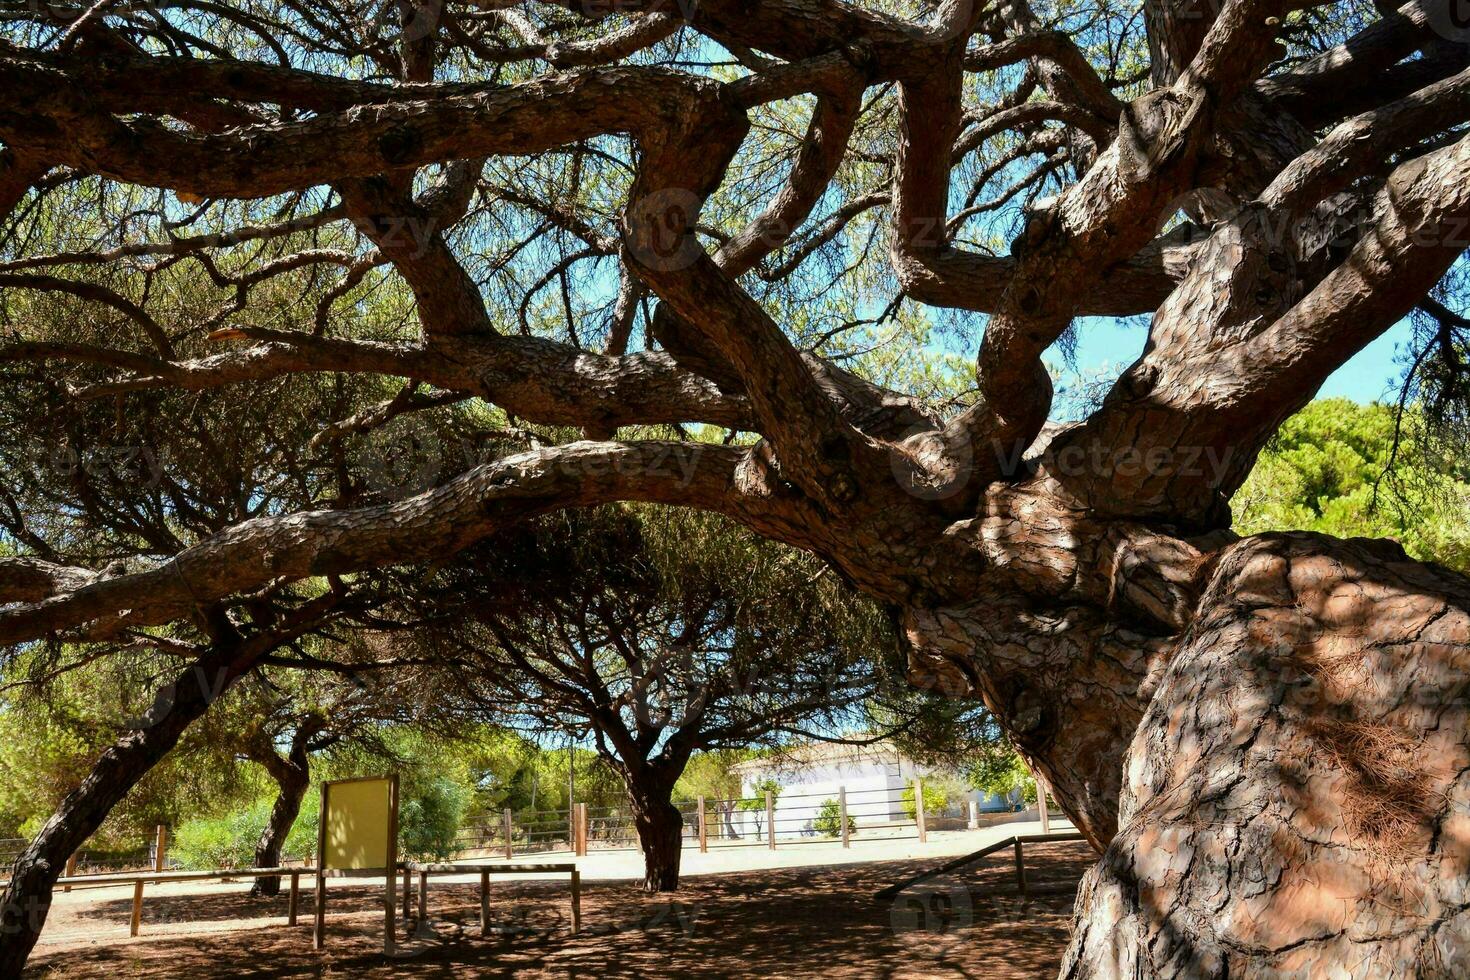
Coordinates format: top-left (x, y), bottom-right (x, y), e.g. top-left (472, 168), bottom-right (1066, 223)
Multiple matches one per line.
top-left (727, 741), bottom-right (1018, 840)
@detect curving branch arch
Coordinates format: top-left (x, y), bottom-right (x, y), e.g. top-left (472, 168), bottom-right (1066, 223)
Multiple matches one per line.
top-left (2, 0), bottom-right (1470, 974)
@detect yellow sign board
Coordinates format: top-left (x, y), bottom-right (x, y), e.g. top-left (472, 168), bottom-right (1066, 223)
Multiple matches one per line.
top-left (320, 776), bottom-right (397, 873)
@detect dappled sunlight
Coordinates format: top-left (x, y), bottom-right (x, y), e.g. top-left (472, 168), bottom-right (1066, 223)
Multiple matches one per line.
top-left (1069, 532), bottom-right (1470, 975)
top-left (29, 847), bottom-right (1094, 979)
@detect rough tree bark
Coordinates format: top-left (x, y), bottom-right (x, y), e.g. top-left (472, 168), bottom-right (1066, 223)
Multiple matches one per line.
top-left (629, 791), bottom-right (686, 893)
top-left (613, 760), bottom-right (687, 893)
top-left (1063, 533), bottom-right (1470, 977)
top-left (2, 1), bottom-right (1469, 976)
top-left (721, 801), bottom-right (741, 841)
top-left (245, 733), bottom-right (312, 899)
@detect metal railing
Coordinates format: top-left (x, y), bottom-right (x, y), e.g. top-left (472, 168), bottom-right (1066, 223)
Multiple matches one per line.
top-left (688, 784), bottom-right (922, 849)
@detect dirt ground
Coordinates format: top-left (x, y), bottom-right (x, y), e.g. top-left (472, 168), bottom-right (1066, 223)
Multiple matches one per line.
top-left (26, 841), bottom-right (1093, 979)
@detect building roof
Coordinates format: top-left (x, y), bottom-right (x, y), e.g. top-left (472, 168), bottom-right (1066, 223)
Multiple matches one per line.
top-left (728, 739), bottom-right (904, 776)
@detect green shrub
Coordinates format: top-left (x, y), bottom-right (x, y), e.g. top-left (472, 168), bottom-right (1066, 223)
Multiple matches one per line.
top-left (284, 792), bottom-right (320, 860)
top-left (399, 777), bottom-right (470, 860)
top-left (172, 792), bottom-right (320, 870)
top-left (900, 779), bottom-right (954, 821)
top-left (813, 798), bottom-right (855, 838)
top-left (171, 807), bottom-right (260, 870)
top-left (963, 744), bottom-right (1037, 806)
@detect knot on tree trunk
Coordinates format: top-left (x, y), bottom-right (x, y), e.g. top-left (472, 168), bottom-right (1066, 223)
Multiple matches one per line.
top-left (894, 482), bottom-right (1225, 850)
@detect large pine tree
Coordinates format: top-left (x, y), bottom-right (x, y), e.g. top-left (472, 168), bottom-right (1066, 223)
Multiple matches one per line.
top-left (2, 1), bottom-right (1470, 974)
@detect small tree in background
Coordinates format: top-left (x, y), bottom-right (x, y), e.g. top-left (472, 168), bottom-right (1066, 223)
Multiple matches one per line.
top-left (202, 663), bottom-right (436, 895)
top-left (398, 778), bottom-right (472, 861)
top-left (409, 508), bottom-right (941, 891)
top-left (901, 777), bottom-right (962, 822)
top-left (814, 798), bottom-right (855, 839)
top-left (964, 744), bottom-right (1039, 808)
top-left (674, 749), bottom-right (754, 842)
top-left (737, 778), bottom-right (783, 840)
top-left (0, 650), bottom-right (258, 855)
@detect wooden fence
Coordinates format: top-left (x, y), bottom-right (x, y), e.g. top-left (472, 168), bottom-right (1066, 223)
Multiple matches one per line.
top-left (2, 823), bottom-right (316, 891)
top-left (7, 778), bottom-right (1060, 887)
top-left (444, 778), bottom-right (1049, 861)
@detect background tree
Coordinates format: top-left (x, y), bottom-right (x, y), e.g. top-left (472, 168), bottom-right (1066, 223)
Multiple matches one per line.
top-left (738, 778), bottom-right (784, 840)
top-left (674, 749), bottom-right (755, 842)
top-left (901, 774), bottom-right (966, 821)
top-left (0, 265), bottom-right (470, 958)
top-left (0, 651), bottom-right (256, 858)
top-left (2, 0), bottom-right (1470, 974)
top-left (469, 738), bottom-right (627, 830)
top-left (1233, 397), bottom-right (1470, 570)
top-left (206, 664), bottom-right (436, 896)
top-left (408, 505), bottom-right (939, 891)
top-left (963, 741), bottom-right (1039, 807)
top-left (813, 797), bottom-right (856, 838)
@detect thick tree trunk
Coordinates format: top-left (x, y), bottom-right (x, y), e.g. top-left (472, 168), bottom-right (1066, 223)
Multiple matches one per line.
top-left (0, 641), bottom-right (258, 976)
top-left (627, 785), bottom-right (685, 892)
top-left (901, 505), bottom-right (1470, 976)
top-left (1058, 533), bottom-right (1470, 978)
top-left (898, 480), bottom-right (1208, 851)
top-left (247, 747), bottom-right (310, 899)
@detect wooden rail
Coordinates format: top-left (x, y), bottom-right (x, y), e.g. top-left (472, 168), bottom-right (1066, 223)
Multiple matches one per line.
top-left (53, 866), bottom-right (317, 888)
top-left (873, 832), bottom-right (1087, 901)
top-left (53, 866), bottom-right (318, 937)
top-left (399, 861), bottom-right (581, 937)
top-left (59, 859), bottom-right (585, 943)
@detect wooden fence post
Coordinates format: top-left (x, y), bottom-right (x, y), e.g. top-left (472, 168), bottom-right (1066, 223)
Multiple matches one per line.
top-left (153, 825), bottom-right (168, 873)
top-left (479, 869), bottom-right (490, 936)
top-left (766, 790), bottom-right (775, 850)
top-left (915, 777), bottom-right (927, 843)
top-left (1013, 837), bottom-right (1027, 896)
top-left (63, 853), bottom-right (77, 893)
top-left (313, 872), bottom-right (326, 949)
top-left (288, 872), bottom-right (300, 926)
top-left (129, 880), bottom-right (144, 936)
top-left (1038, 779), bottom-right (1051, 834)
top-left (839, 786), bottom-right (850, 848)
top-left (578, 802), bottom-right (589, 856)
top-left (384, 775), bottom-right (399, 957)
top-left (570, 869), bottom-right (582, 935)
top-left (697, 796), bottom-right (708, 853)
top-left (313, 782), bottom-right (328, 951)
top-left (503, 808), bottom-right (514, 861)
top-left (402, 866), bottom-right (412, 921)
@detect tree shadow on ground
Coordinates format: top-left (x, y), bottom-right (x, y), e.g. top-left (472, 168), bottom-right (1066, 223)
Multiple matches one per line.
top-left (31, 843), bottom-right (1094, 979)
